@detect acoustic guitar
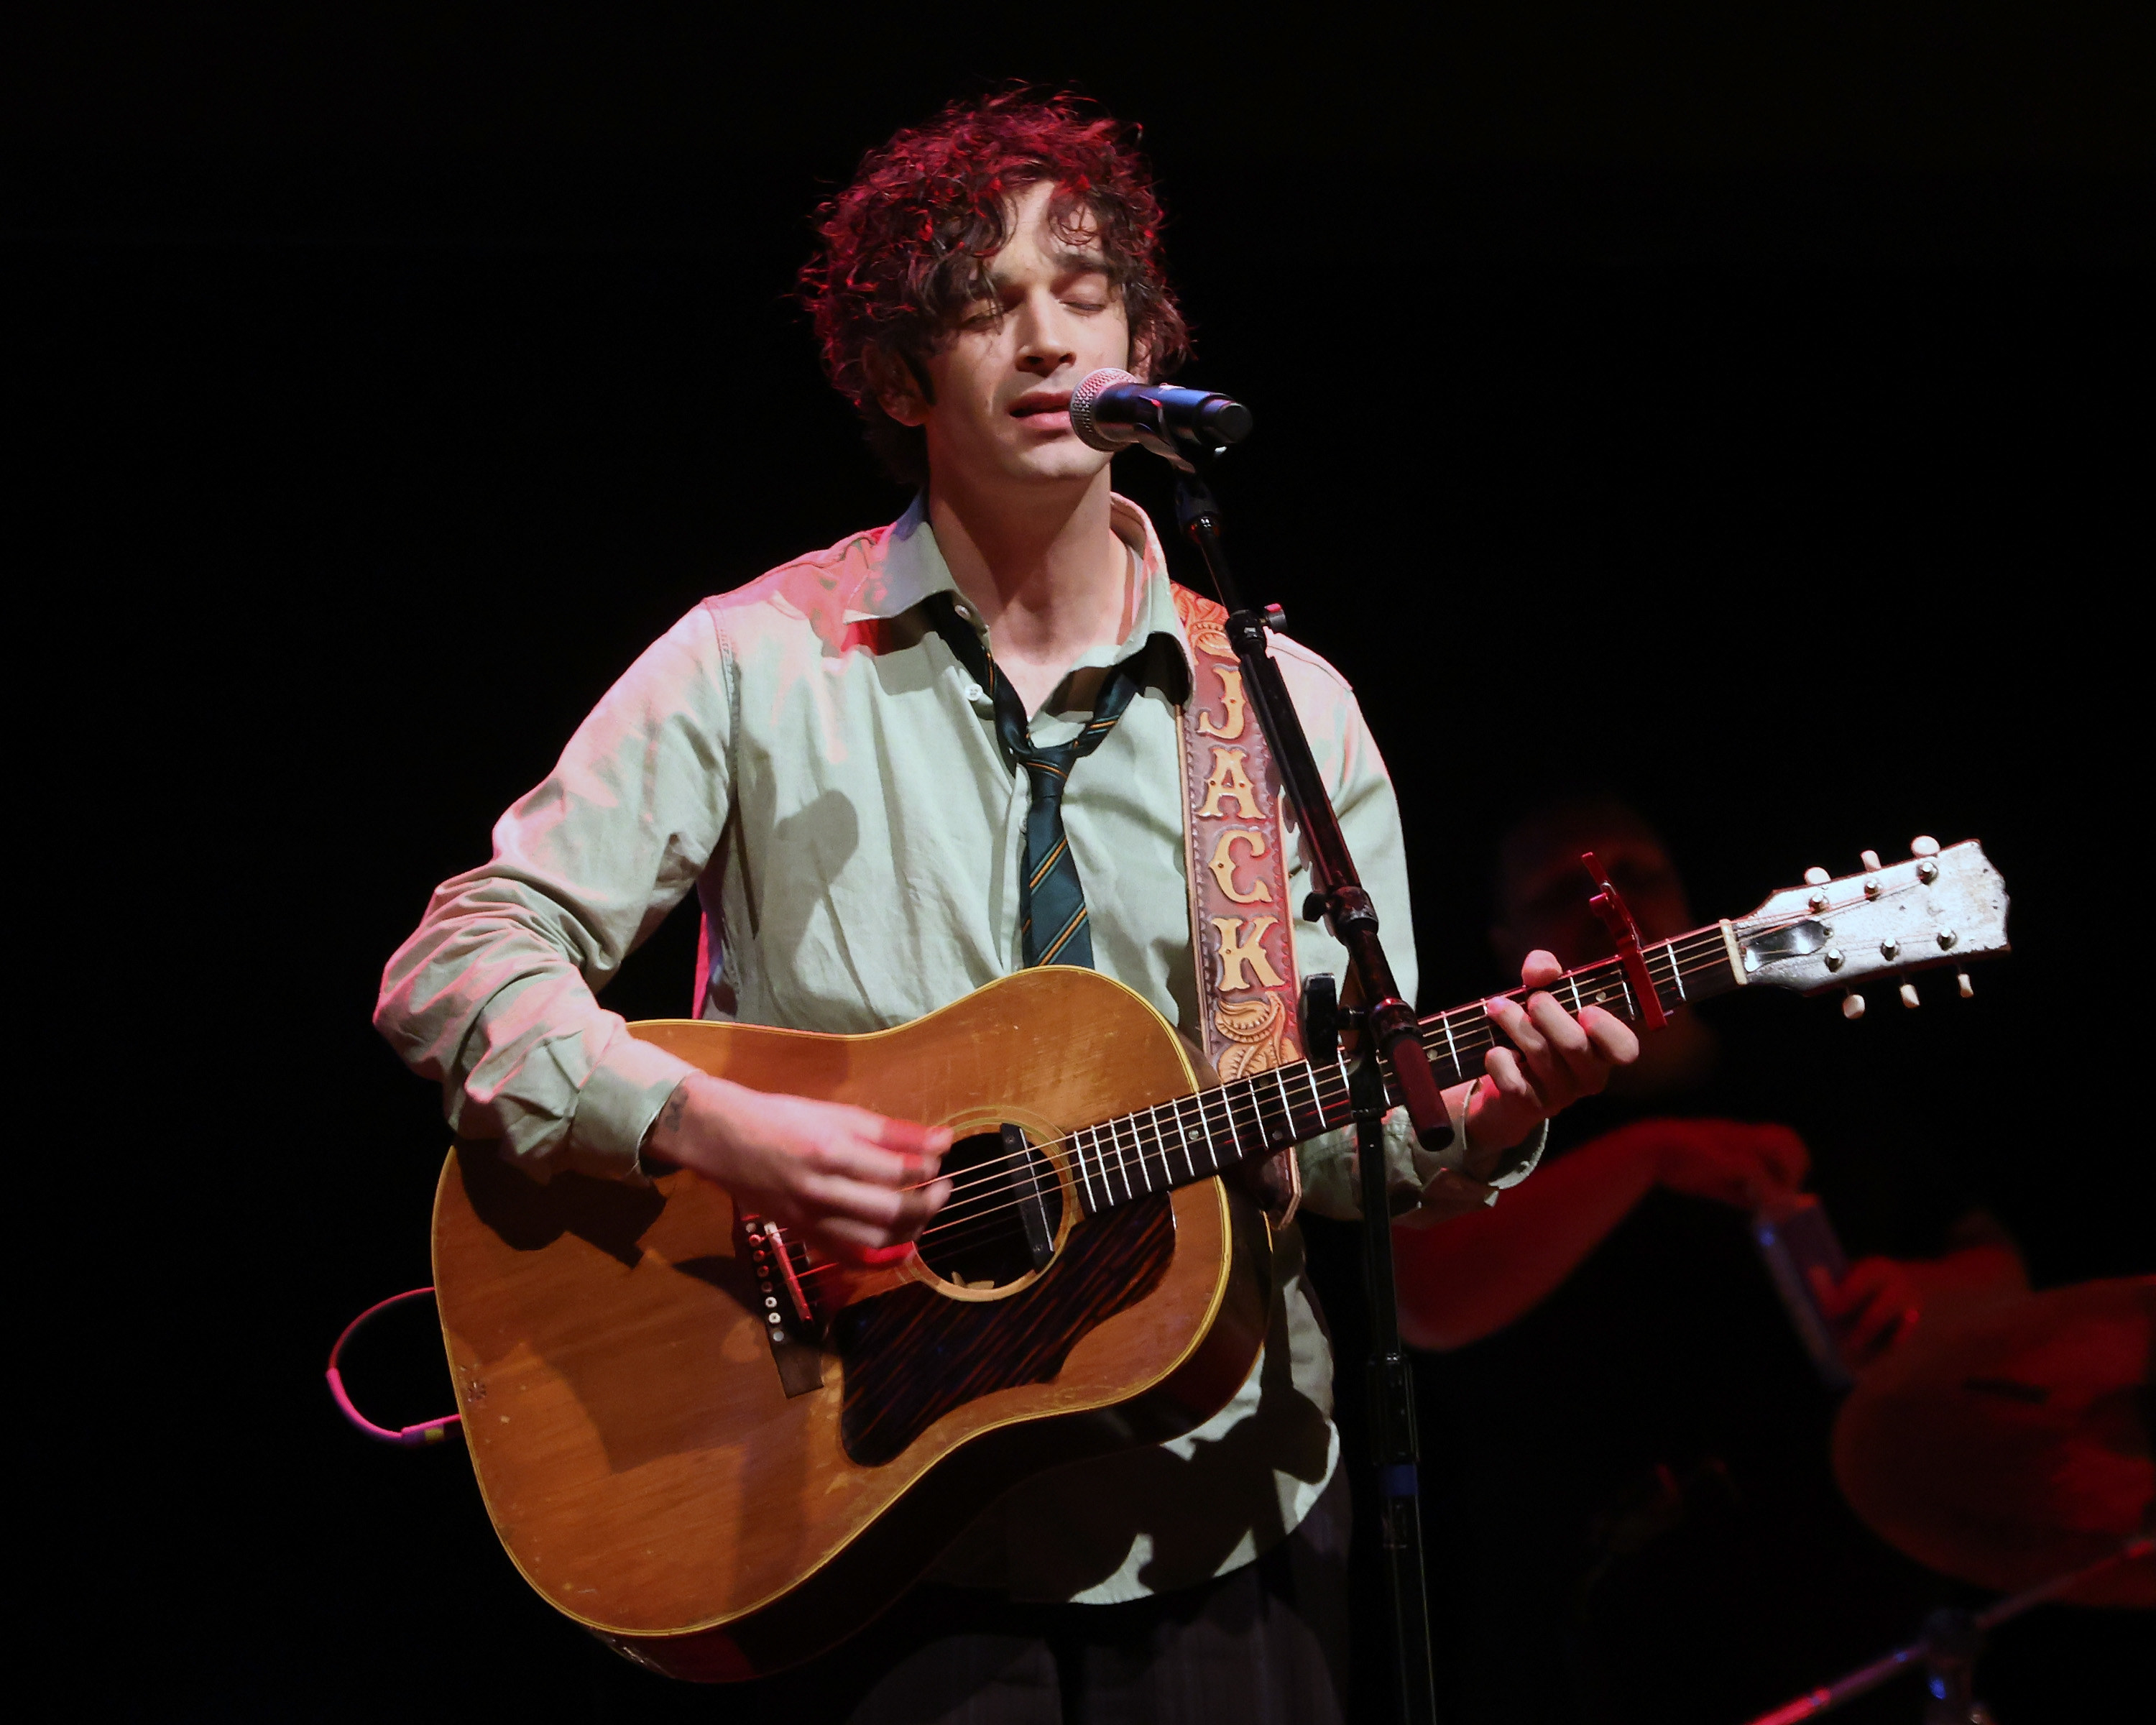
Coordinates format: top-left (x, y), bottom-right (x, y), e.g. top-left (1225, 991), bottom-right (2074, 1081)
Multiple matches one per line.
top-left (430, 839), bottom-right (2008, 1680)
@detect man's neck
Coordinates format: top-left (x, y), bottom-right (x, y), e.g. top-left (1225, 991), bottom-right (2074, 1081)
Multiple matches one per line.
top-left (926, 466), bottom-right (1135, 714)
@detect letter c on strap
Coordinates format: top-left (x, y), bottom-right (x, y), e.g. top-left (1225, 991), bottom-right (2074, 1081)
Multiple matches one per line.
top-left (1207, 829), bottom-right (1274, 905)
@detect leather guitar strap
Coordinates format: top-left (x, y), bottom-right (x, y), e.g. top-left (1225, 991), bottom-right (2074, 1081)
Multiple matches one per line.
top-left (1171, 583), bottom-right (1304, 1229)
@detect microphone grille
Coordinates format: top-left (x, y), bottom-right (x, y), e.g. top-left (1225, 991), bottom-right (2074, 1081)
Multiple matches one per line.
top-left (1068, 368), bottom-right (1138, 454)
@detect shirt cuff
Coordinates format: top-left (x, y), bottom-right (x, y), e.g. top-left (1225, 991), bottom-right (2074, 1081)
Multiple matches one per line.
top-left (1411, 1086), bottom-right (1544, 1186)
top-left (1483, 1117), bottom-right (1547, 1190)
top-left (564, 1028), bottom-right (699, 1181)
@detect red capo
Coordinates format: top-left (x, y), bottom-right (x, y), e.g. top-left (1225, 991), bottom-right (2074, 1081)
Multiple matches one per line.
top-left (1581, 851), bottom-right (1669, 1031)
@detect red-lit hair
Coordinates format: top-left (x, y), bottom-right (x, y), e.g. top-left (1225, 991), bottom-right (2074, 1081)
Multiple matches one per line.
top-left (801, 91), bottom-right (1191, 485)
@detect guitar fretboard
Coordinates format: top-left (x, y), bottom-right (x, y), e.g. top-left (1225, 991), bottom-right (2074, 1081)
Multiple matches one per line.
top-left (1058, 923), bottom-right (1741, 1218)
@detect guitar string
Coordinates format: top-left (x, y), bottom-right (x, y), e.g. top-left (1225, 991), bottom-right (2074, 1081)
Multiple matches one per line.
top-left (912, 1058), bottom-right (1358, 1232)
top-left (888, 978), bottom-right (1738, 1255)
top-left (826, 927), bottom-right (1733, 1259)
top-left (906, 886), bottom-right (1938, 1232)
top-left (796, 926), bottom-right (1756, 1271)
top-left (893, 929), bottom-right (1737, 1215)
top-left (790, 1052), bottom-right (1377, 1277)
top-left (796, 1060), bottom-right (1368, 1275)
top-left (915, 926), bottom-right (1738, 1205)
top-left (794, 901), bottom-right (1910, 1269)
top-left (893, 941), bottom-right (1711, 1249)
top-left (785, 895), bottom-right (1942, 1277)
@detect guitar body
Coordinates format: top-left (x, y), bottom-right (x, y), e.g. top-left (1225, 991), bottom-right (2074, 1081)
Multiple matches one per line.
top-left (431, 967), bottom-right (1274, 1680)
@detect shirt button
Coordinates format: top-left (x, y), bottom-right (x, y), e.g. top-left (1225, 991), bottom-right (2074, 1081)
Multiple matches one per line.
top-left (963, 682), bottom-right (988, 707)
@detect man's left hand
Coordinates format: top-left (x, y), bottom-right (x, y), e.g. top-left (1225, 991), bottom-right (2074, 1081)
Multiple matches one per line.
top-left (1464, 949), bottom-right (1641, 1171)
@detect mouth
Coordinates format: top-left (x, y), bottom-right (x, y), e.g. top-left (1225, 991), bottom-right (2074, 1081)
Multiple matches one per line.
top-left (1008, 390), bottom-right (1073, 428)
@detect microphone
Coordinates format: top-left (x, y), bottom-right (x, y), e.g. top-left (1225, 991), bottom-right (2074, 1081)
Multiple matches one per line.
top-left (1067, 369), bottom-right (1254, 455)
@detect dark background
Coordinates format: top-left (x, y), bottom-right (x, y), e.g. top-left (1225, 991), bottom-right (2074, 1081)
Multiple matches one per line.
top-left (12, 6), bottom-right (2150, 1720)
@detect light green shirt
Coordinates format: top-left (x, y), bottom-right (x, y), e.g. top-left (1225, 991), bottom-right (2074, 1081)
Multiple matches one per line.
top-left (377, 492), bottom-right (1537, 1602)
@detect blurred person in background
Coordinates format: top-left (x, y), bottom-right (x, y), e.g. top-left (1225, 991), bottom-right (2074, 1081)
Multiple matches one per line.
top-left (1392, 795), bottom-right (2027, 1725)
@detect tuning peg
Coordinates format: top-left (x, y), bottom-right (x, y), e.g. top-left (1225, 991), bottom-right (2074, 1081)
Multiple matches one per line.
top-left (1957, 971), bottom-right (1973, 998)
top-left (1910, 836), bottom-right (1940, 856)
top-left (1912, 834), bottom-right (1941, 883)
top-left (1899, 981), bottom-right (1920, 1009)
top-left (1803, 866), bottom-right (1831, 886)
top-left (1860, 850), bottom-right (1882, 872)
top-left (1842, 990), bottom-right (1866, 1020)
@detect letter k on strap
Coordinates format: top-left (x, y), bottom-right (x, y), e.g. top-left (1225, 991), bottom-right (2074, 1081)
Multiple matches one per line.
top-left (926, 594), bottom-right (1146, 970)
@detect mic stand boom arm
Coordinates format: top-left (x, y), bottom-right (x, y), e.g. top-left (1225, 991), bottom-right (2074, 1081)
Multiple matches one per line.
top-left (1171, 450), bottom-right (1442, 1725)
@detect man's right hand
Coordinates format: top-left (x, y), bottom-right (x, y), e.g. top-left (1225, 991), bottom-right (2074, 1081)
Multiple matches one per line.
top-left (643, 1073), bottom-right (953, 1265)
top-left (1603, 1117), bottom-right (1810, 1210)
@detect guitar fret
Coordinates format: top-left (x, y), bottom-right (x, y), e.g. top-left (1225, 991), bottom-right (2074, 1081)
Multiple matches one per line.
top-left (1112, 1116), bottom-right (1136, 1201)
top-left (1440, 1011), bottom-right (1461, 1080)
top-left (1143, 1105), bottom-right (1169, 1191)
top-left (1332, 1047), bottom-right (1360, 1122)
top-left (1241, 1075), bottom-right (1272, 1151)
top-left (1198, 1089), bottom-right (1226, 1169)
top-left (1176, 1095), bottom-right (1202, 1179)
top-left (1327, 1058), bottom-right (1353, 1129)
top-left (1083, 1123), bottom-right (1109, 1207)
top-left (1237, 1077), bottom-right (1268, 1151)
top-left (1298, 1062), bottom-right (1330, 1133)
top-left (1271, 1067), bottom-right (1296, 1144)
top-left (1073, 1126), bottom-right (1102, 1214)
top-left (1665, 942), bottom-right (1686, 1001)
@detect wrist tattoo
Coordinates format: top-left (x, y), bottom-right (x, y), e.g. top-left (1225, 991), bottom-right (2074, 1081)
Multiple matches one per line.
top-left (658, 1083), bottom-right (689, 1138)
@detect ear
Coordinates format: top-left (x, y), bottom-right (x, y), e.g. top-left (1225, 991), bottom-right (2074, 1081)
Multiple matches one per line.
top-left (865, 348), bottom-right (931, 428)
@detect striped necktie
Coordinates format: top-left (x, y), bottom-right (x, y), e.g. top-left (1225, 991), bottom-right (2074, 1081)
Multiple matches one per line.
top-left (926, 592), bottom-right (1147, 970)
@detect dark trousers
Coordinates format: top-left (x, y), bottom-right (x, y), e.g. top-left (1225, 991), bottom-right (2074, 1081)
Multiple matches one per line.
top-left (727, 1465), bottom-right (1353, 1724)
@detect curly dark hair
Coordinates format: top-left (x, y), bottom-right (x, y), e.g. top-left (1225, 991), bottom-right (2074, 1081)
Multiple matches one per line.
top-left (800, 91), bottom-right (1191, 486)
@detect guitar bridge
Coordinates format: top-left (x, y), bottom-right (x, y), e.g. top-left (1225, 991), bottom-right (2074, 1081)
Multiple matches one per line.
top-left (737, 1214), bottom-right (825, 1398)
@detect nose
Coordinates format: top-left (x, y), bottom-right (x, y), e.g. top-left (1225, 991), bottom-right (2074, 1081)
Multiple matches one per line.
top-left (1013, 288), bottom-right (1078, 379)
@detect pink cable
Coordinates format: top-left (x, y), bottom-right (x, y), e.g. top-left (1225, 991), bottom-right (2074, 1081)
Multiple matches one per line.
top-left (326, 1287), bottom-right (464, 1448)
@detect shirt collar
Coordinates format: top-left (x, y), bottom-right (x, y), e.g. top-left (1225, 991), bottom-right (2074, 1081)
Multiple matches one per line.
top-left (842, 491), bottom-right (1197, 684)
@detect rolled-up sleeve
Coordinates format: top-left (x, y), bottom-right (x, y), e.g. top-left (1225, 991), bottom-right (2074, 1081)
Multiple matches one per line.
top-left (374, 604), bottom-right (733, 1179)
top-left (1273, 643), bottom-right (1546, 1222)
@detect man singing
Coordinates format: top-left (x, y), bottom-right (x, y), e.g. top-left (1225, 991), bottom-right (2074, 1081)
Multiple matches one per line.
top-left (377, 91), bottom-right (1636, 1722)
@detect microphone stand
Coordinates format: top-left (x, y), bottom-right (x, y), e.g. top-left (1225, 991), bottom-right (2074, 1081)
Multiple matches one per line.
top-left (1169, 444), bottom-right (1444, 1725)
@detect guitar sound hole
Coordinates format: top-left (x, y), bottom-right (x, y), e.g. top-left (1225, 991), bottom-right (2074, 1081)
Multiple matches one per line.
top-left (915, 1125), bottom-right (1064, 1291)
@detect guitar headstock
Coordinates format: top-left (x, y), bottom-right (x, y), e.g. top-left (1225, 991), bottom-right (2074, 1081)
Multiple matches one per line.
top-left (1731, 839), bottom-right (2009, 1012)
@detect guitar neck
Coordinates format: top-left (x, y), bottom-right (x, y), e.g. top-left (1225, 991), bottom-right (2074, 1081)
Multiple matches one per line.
top-left (1411, 923), bottom-right (1743, 1090)
top-left (1058, 924), bottom-right (1742, 1220)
